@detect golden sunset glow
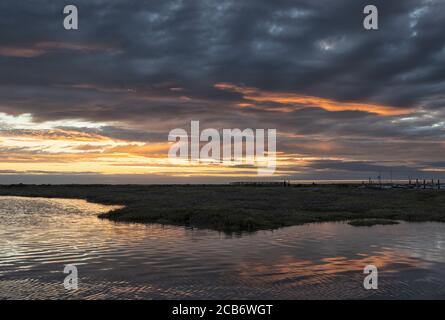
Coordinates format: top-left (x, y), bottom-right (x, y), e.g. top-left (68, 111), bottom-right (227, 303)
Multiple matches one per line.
top-left (0, 112), bottom-right (302, 177)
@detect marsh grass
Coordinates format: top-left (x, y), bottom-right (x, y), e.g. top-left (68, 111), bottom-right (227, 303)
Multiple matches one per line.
top-left (348, 219), bottom-right (400, 227)
top-left (1, 184), bottom-right (444, 233)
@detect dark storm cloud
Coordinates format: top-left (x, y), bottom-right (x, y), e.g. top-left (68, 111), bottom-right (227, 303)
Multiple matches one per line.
top-left (307, 159), bottom-right (419, 173)
top-left (2, 0), bottom-right (445, 108)
top-left (287, 159), bottom-right (445, 181)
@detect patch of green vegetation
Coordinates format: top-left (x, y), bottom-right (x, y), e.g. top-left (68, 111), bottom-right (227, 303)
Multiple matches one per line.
top-left (0, 184), bottom-right (444, 233)
top-left (348, 219), bottom-right (400, 227)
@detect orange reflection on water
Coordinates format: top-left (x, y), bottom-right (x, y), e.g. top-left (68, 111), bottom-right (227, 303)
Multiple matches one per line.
top-left (235, 249), bottom-right (431, 286)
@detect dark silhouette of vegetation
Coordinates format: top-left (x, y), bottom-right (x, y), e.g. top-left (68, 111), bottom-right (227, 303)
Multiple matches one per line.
top-left (348, 219), bottom-right (399, 227)
top-left (0, 184), bottom-right (444, 233)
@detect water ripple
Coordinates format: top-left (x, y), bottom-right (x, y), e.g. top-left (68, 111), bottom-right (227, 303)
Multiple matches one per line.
top-left (1, 196), bottom-right (445, 299)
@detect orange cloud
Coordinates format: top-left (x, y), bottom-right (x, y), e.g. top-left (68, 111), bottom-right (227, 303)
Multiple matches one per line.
top-left (0, 46), bottom-right (44, 58)
top-left (0, 41), bottom-right (118, 57)
top-left (105, 143), bottom-right (171, 156)
top-left (216, 83), bottom-right (415, 116)
top-left (0, 129), bottom-right (113, 142)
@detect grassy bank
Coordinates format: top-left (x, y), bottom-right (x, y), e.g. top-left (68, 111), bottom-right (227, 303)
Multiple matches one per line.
top-left (348, 218), bottom-right (400, 227)
top-left (0, 184), bottom-right (444, 233)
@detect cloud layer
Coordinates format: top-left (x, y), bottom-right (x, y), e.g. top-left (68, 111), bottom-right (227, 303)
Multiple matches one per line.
top-left (1, 0), bottom-right (445, 182)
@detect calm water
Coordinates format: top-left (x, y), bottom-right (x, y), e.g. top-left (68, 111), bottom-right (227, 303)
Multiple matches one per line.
top-left (1, 196), bottom-right (445, 300)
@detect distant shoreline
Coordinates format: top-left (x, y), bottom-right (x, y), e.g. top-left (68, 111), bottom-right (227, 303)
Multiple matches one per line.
top-left (0, 184), bottom-right (444, 233)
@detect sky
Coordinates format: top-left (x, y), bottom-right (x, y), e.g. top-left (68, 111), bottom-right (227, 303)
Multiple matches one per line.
top-left (1, 0), bottom-right (445, 184)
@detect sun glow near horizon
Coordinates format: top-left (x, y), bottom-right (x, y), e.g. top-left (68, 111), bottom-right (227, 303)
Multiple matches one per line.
top-left (0, 112), bottom-right (299, 177)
